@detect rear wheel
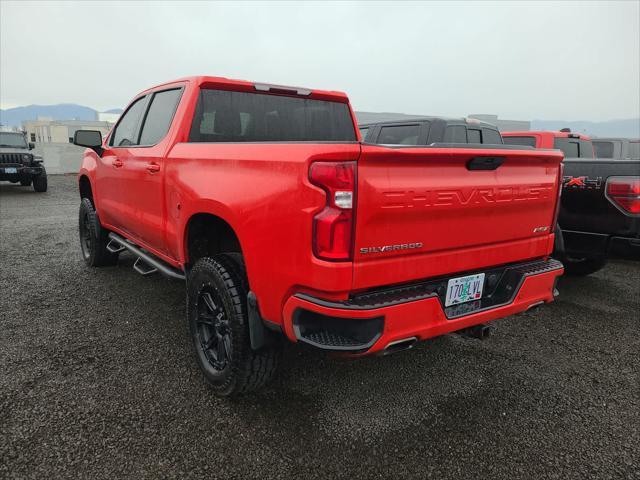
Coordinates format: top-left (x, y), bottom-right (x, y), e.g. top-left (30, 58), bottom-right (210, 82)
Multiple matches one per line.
top-left (188, 255), bottom-right (280, 396)
top-left (79, 197), bottom-right (118, 267)
top-left (33, 168), bottom-right (47, 192)
top-left (562, 256), bottom-right (607, 276)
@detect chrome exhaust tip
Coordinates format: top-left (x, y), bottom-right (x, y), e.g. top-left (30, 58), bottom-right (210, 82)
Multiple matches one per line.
top-left (383, 337), bottom-right (418, 355)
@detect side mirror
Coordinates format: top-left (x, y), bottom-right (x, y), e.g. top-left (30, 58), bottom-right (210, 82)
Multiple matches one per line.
top-left (28, 142), bottom-right (35, 150)
top-left (74, 130), bottom-right (103, 155)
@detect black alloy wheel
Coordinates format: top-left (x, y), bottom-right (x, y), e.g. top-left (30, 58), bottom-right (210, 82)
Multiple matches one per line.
top-left (196, 287), bottom-right (233, 372)
top-left (80, 208), bottom-right (93, 260)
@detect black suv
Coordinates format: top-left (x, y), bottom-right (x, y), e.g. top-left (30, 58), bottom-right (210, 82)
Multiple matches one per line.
top-left (0, 132), bottom-right (47, 192)
top-left (359, 117), bottom-right (503, 145)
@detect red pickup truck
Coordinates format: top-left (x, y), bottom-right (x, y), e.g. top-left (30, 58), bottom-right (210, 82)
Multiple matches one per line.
top-left (74, 76), bottom-right (564, 396)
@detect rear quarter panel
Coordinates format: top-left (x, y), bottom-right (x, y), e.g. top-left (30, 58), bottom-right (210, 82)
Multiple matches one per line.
top-left (165, 142), bottom-right (361, 324)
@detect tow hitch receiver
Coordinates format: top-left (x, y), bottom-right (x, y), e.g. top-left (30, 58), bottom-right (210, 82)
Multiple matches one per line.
top-left (455, 323), bottom-right (493, 340)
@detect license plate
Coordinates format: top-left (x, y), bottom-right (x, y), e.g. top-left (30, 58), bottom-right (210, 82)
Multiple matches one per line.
top-left (2, 167), bottom-right (17, 174)
top-left (445, 273), bottom-right (485, 307)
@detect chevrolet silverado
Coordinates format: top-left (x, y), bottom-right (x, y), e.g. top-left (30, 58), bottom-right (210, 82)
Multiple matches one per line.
top-left (73, 76), bottom-right (564, 396)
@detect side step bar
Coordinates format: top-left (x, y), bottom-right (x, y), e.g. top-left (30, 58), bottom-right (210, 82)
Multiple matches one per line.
top-left (107, 233), bottom-right (185, 281)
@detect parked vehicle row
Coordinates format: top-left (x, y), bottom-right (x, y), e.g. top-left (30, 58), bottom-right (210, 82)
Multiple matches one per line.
top-left (72, 76), bottom-right (564, 396)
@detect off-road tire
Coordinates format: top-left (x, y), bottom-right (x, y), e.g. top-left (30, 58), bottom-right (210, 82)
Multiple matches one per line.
top-left (188, 255), bottom-right (280, 396)
top-left (562, 256), bottom-right (607, 276)
top-left (20, 178), bottom-right (31, 186)
top-left (33, 169), bottom-right (47, 192)
top-left (78, 197), bottom-right (118, 267)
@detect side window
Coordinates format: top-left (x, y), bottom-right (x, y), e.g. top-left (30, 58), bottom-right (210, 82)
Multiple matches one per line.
top-left (593, 141), bottom-right (614, 158)
top-left (444, 125), bottom-right (466, 143)
top-left (378, 124), bottom-right (420, 145)
top-left (554, 138), bottom-right (579, 158)
top-left (359, 127), bottom-right (369, 141)
top-left (482, 129), bottom-right (502, 144)
top-left (111, 96), bottom-right (147, 147)
top-left (504, 136), bottom-right (537, 147)
top-left (139, 89), bottom-right (183, 145)
top-left (579, 140), bottom-right (594, 158)
top-left (467, 129), bottom-right (482, 144)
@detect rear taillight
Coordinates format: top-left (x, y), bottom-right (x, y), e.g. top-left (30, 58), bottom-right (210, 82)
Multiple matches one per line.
top-left (606, 176), bottom-right (640, 215)
top-left (551, 162), bottom-right (564, 231)
top-left (309, 161), bottom-right (356, 261)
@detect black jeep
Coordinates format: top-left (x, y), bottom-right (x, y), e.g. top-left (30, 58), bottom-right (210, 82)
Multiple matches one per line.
top-left (0, 132), bottom-right (47, 192)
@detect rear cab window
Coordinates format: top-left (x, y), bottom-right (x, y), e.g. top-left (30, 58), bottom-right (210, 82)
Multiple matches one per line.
top-left (189, 89), bottom-right (356, 142)
top-left (504, 136), bottom-right (537, 147)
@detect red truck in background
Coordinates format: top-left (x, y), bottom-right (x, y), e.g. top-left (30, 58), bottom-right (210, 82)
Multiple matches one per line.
top-left (73, 76), bottom-right (564, 396)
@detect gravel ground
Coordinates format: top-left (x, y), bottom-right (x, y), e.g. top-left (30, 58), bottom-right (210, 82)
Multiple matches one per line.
top-left (1, 175), bottom-right (639, 480)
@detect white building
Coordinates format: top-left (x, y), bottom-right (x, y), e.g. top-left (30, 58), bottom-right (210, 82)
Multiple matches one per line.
top-left (22, 119), bottom-right (114, 144)
top-left (98, 111), bottom-right (121, 123)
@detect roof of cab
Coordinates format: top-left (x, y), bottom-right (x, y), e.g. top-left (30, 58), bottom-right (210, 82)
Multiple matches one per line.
top-left (138, 76), bottom-right (350, 103)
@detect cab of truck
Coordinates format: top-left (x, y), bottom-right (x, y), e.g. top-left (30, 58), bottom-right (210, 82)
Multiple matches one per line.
top-left (359, 117), bottom-right (503, 146)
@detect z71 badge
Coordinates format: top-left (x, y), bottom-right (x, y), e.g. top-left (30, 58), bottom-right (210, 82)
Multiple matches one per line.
top-left (562, 175), bottom-right (603, 190)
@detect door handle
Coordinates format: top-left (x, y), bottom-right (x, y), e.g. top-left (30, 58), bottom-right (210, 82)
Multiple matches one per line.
top-left (146, 162), bottom-right (161, 173)
top-left (112, 159), bottom-right (123, 168)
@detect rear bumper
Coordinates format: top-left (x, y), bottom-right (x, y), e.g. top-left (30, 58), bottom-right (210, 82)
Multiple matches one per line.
top-left (282, 258), bottom-right (563, 355)
top-left (563, 229), bottom-right (640, 259)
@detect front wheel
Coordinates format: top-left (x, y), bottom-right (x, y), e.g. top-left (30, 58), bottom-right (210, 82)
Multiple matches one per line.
top-left (33, 169), bottom-right (47, 192)
top-left (562, 256), bottom-right (607, 276)
top-left (78, 197), bottom-right (118, 267)
top-left (188, 255), bottom-right (280, 396)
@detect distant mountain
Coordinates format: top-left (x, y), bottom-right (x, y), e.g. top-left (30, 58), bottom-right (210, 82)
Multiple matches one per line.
top-left (0, 104), bottom-right (99, 127)
top-left (104, 108), bottom-right (123, 114)
top-left (531, 118), bottom-right (640, 138)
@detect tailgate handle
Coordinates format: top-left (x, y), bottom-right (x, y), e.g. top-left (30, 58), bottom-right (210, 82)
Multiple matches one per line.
top-left (467, 156), bottom-right (504, 171)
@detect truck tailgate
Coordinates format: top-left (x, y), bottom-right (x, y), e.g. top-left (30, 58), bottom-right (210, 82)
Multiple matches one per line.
top-left (560, 159), bottom-right (640, 236)
top-left (352, 145), bottom-right (563, 289)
